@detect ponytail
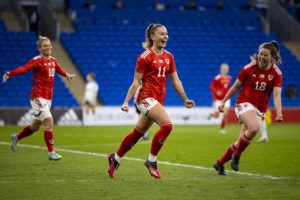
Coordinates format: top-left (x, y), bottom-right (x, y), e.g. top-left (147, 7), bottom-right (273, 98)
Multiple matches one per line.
top-left (142, 23), bottom-right (164, 49)
top-left (270, 40), bottom-right (281, 64)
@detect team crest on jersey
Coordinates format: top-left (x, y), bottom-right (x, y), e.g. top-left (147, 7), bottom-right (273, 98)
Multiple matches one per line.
top-left (165, 59), bottom-right (169, 64)
top-left (153, 60), bottom-right (157, 63)
top-left (259, 74), bottom-right (265, 78)
top-left (52, 62), bottom-right (55, 66)
top-left (251, 74), bottom-right (256, 77)
top-left (268, 75), bottom-right (273, 81)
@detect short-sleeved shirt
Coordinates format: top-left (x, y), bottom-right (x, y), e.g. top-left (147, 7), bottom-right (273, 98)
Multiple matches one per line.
top-left (236, 61), bottom-right (282, 113)
top-left (84, 81), bottom-right (99, 102)
top-left (9, 55), bottom-right (66, 100)
top-left (135, 48), bottom-right (177, 105)
top-left (210, 74), bottom-right (232, 101)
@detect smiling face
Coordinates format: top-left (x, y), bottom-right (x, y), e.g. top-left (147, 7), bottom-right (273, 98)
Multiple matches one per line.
top-left (38, 39), bottom-right (52, 58)
top-left (258, 47), bottom-right (273, 69)
top-left (151, 26), bottom-right (168, 49)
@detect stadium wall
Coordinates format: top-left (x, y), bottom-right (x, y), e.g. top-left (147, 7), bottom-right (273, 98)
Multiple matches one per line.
top-left (0, 107), bottom-right (299, 126)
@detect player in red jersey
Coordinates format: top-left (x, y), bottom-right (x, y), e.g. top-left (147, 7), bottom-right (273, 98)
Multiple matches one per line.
top-left (108, 24), bottom-right (195, 179)
top-left (208, 63), bottom-right (232, 134)
top-left (2, 36), bottom-right (75, 161)
top-left (213, 41), bottom-right (283, 175)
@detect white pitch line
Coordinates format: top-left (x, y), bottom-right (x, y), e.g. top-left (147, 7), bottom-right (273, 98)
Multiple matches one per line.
top-left (0, 141), bottom-right (288, 180)
top-left (56, 140), bottom-right (152, 148)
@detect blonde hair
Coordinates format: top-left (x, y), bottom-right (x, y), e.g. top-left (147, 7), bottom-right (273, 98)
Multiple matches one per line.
top-left (37, 36), bottom-right (50, 48)
top-left (251, 40), bottom-right (282, 64)
top-left (142, 23), bottom-right (164, 49)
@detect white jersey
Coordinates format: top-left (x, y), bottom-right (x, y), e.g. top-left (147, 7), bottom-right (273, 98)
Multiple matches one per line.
top-left (84, 81), bottom-right (99, 102)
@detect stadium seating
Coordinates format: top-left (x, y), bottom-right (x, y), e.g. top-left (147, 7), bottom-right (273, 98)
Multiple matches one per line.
top-left (61, 5), bottom-right (300, 107)
top-left (0, 16), bottom-right (79, 107)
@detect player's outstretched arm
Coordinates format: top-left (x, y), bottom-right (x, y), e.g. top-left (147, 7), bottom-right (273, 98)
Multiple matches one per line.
top-left (273, 87), bottom-right (283, 122)
top-left (121, 71), bottom-right (143, 112)
top-left (3, 71), bottom-right (10, 83)
top-left (66, 73), bottom-right (75, 84)
top-left (218, 79), bottom-right (242, 112)
top-left (169, 72), bottom-right (195, 108)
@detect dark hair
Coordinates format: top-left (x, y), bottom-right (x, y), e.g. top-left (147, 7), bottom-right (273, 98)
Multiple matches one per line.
top-left (251, 40), bottom-right (282, 64)
top-left (142, 23), bottom-right (164, 49)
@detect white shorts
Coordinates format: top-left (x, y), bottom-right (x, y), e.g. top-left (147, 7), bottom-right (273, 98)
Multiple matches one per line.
top-left (235, 102), bottom-right (265, 123)
top-left (136, 97), bottom-right (159, 116)
top-left (213, 99), bottom-right (230, 112)
top-left (30, 98), bottom-right (52, 121)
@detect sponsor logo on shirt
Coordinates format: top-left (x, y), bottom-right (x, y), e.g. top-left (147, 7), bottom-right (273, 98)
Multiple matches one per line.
top-left (259, 74), bottom-right (265, 78)
top-left (268, 75), bottom-right (273, 81)
top-left (252, 74), bottom-right (256, 77)
top-left (153, 60), bottom-right (157, 63)
top-left (159, 60), bottom-right (163, 63)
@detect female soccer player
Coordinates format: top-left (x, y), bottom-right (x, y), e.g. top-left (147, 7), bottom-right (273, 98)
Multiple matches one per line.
top-left (83, 73), bottom-right (99, 116)
top-left (108, 24), bottom-right (195, 178)
top-left (3, 36), bottom-right (75, 161)
top-left (208, 63), bottom-right (232, 134)
top-left (214, 41), bottom-right (283, 175)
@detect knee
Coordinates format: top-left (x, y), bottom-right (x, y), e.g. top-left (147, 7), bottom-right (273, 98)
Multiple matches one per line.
top-left (43, 118), bottom-right (53, 130)
top-left (45, 124), bottom-right (53, 130)
top-left (30, 124), bottom-right (40, 132)
top-left (160, 121), bottom-right (173, 137)
top-left (248, 124), bottom-right (260, 135)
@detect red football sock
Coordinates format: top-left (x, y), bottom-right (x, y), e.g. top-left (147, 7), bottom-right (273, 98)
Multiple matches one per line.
top-left (150, 121), bottom-right (173, 156)
top-left (234, 132), bottom-right (251, 157)
top-left (219, 144), bottom-right (237, 165)
top-left (116, 127), bottom-right (145, 157)
top-left (44, 128), bottom-right (54, 152)
top-left (17, 125), bottom-right (34, 141)
top-left (220, 116), bottom-right (227, 130)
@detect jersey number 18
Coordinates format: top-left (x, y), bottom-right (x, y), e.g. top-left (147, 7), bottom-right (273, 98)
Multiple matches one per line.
top-left (255, 81), bottom-right (266, 91)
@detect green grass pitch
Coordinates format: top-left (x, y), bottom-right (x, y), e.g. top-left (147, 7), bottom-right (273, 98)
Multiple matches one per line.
top-left (1, 124), bottom-right (300, 199)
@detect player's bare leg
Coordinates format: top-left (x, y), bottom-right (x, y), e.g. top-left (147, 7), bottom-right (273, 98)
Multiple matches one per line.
top-left (43, 117), bottom-right (62, 161)
top-left (257, 120), bottom-right (269, 143)
top-left (85, 105), bottom-right (90, 115)
top-left (231, 110), bottom-right (259, 171)
top-left (208, 111), bottom-right (220, 120)
top-left (145, 103), bottom-right (172, 178)
top-left (91, 106), bottom-right (96, 115)
top-left (11, 119), bottom-right (42, 152)
top-left (219, 107), bottom-right (229, 135)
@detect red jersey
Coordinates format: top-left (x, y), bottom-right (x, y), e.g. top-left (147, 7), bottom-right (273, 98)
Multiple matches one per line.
top-left (236, 61), bottom-right (282, 113)
top-left (210, 74), bottom-right (232, 101)
top-left (9, 55), bottom-right (67, 100)
top-left (135, 48), bottom-right (177, 105)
